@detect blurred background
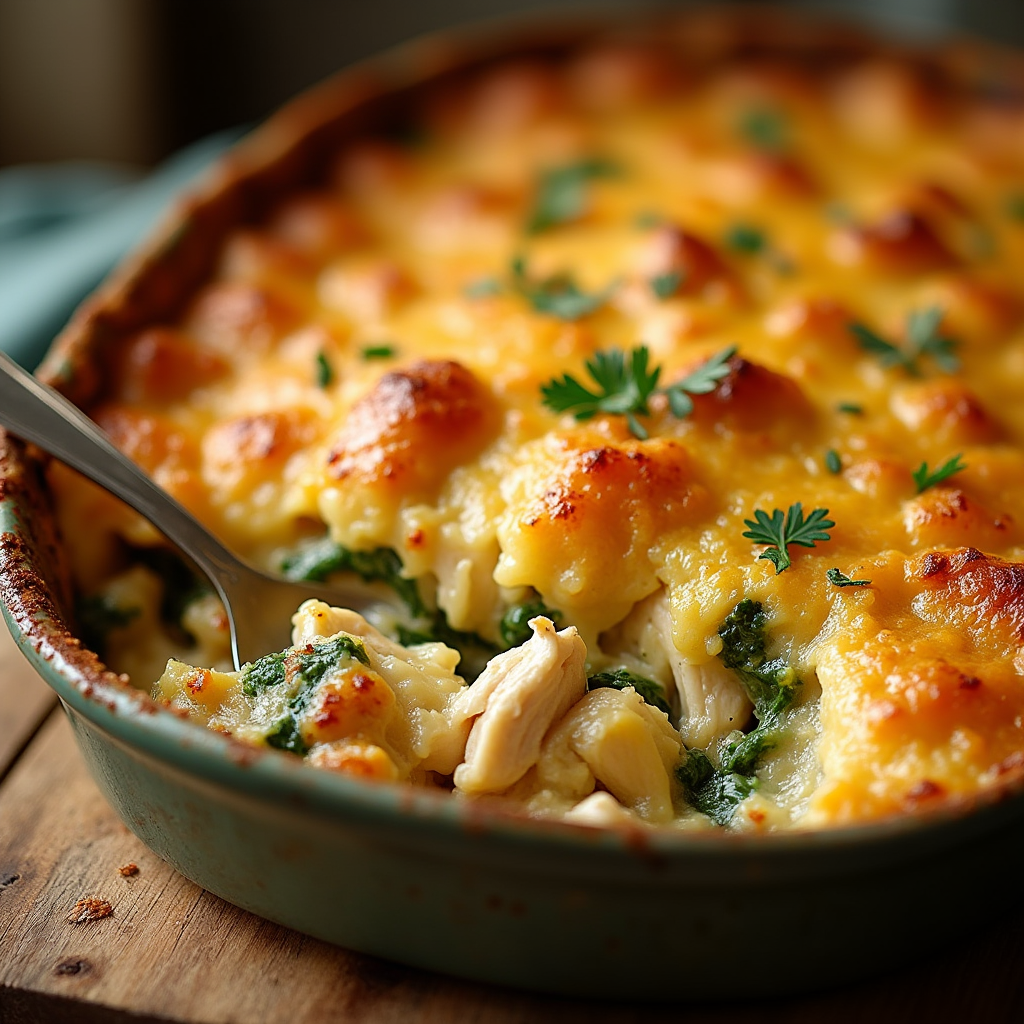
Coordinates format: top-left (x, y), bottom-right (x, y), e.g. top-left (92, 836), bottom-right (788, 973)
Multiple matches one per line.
top-left (4, 0), bottom-right (1024, 169)
top-left (2, 0), bottom-right (1024, 364)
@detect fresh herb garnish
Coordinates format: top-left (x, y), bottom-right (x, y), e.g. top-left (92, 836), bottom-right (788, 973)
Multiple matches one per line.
top-left (361, 344), bottom-right (396, 360)
top-left (588, 669), bottom-right (672, 717)
top-left (738, 108), bottom-right (788, 152)
top-left (512, 256), bottom-right (612, 321)
top-left (526, 157), bottom-right (620, 234)
top-left (825, 448), bottom-right (842, 474)
top-left (742, 502), bottom-right (835, 574)
top-left (849, 307), bottom-right (960, 375)
top-left (837, 402), bottom-right (864, 415)
top-left (541, 346), bottom-right (659, 438)
top-left (724, 223), bottom-right (767, 254)
top-left (660, 346), bottom-right (736, 419)
top-left (315, 350), bottom-right (334, 387)
top-left (912, 453), bottom-right (967, 493)
top-left (540, 344), bottom-right (735, 439)
top-left (281, 538), bottom-right (425, 617)
top-left (827, 568), bottom-right (871, 588)
top-left (650, 270), bottom-right (684, 299)
top-left (499, 600), bottom-right (562, 648)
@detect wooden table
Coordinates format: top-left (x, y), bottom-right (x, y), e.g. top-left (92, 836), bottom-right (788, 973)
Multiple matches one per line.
top-left (2, 625), bottom-right (1024, 1023)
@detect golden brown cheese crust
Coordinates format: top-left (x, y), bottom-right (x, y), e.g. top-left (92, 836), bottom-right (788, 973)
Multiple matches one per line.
top-left (53, 12), bottom-right (1024, 827)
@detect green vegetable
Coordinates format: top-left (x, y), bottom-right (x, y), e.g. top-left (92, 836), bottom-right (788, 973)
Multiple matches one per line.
top-left (512, 256), bottom-right (612, 321)
top-left (76, 594), bottom-right (140, 651)
top-left (849, 307), bottom-right (960, 376)
top-left (315, 350), bottom-right (334, 387)
top-left (242, 635), bottom-right (370, 755)
top-left (397, 611), bottom-right (498, 683)
top-left (360, 344), bottom-right (396, 360)
top-left (499, 600), bottom-right (562, 648)
top-left (281, 538), bottom-right (425, 617)
top-left (678, 600), bottom-right (801, 824)
top-left (724, 223), bottom-right (767, 254)
top-left (836, 401), bottom-right (864, 415)
top-left (265, 715), bottom-right (308, 755)
top-left (540, 344), bottom-right (735, 440)
top-left (738, 108), bottom-right (788, 152)
top-left (827, 568), bottom-right (871, 588)
top-left (526, 157), bottom-right (620, 233)
top-left (676, 749), bottom-right (758, 826)
top-left (742, 503), bottom-right (835, 574)
top-left (660, 346), bottom-right (736, 420)
top-left (650, 270), bottom-right (683, 299)
top-left (587, 669), bottom-right (672, 717)
top-left (825, 448), bottom-right (842, 474)
top-left (912, 453), bottom-right (967, 493)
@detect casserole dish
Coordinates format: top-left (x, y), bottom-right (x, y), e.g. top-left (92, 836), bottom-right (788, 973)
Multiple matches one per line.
top-left (6, 5), bottom-right (1024, 998)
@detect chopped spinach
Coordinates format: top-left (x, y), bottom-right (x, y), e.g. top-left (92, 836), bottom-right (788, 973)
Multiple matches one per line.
top-left (265, 715), bottom-right (308, 755)
top-left (242, 634), bottom-right (369, 755)
top-left (587, 668), bottom-right (672, 717)
top-left (676, 749), bottom-right (758, 826)
top-left (76, 594), bottom-right (140, 651)
top-left (397, 611), bottom-right (498, 683)
top-left (499, 599), bottom-right (562, 648)
top-left (281, 537), bottom-right (425, 617)
top-left (676, 600), bottom-right (800, 824)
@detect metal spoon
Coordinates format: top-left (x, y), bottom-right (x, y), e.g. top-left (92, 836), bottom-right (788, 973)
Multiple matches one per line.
top-left (0, 350), bottom-right (372, 669)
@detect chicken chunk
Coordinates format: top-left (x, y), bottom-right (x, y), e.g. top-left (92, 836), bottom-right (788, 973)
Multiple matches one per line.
top-left (451, 617), bottom-right (587, 793)
top-left (605, 590), bottom-right (751, 748)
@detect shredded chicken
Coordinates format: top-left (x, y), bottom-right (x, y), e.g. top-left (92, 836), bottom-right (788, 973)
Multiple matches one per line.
top-left (605, 590), bottom-right (751, 748)
top-left (450, 616), bottom-right (587, 793)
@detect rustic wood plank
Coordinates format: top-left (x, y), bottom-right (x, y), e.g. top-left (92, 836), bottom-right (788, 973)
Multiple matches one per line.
top-left (0, 622), bottom-right (58, 777)
top-left (2, 709), bottom-right (1024, 1023)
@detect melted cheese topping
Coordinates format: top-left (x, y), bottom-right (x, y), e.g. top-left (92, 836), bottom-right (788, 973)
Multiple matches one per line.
top-left (57, 26), bottom-right (1024, 829)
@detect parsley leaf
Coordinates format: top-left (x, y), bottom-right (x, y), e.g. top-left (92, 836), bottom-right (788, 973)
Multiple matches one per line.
top-left (315, 350), bottom-right (334, 388)
top-left (650, 270), bottom-right (684, 299)
top-left (526, 157), bottom-right (620, 234)
top-left (913, 453), bottom-right (967, 493)
top-left (849, 307), bottom-right (960, 375)
top-left (541, 346), bottom-right (660, 439)
top-left (361, 344), bottom-right (396, 360)
top-left (540, 345), bottom-right (735, 439)
top-left (825, 448), bottom-right (842, 474)
top-left (827, 568), bottom-right (871, 587)
top-left (837, 401), bottom-right (864, 415)
top-left (512, 256), bottom-right (612, 321)
top-left (661, 346), bottom-right (736, 419)
top-left (742, 502), bottom-right (835, 574)
top-left (724, 223), bottom-right (767, 254)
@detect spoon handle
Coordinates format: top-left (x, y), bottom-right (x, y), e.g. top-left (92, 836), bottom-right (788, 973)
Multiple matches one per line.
top-left (0, 350), bottom-right (245, 590)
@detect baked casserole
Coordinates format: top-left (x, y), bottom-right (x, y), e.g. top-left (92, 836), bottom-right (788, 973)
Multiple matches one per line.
top-left (46, 10), bottom-right (1024, 833)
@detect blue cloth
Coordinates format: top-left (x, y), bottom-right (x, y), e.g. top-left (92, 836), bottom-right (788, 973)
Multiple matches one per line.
top-left (0, 130), bottom-right (243, 368)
